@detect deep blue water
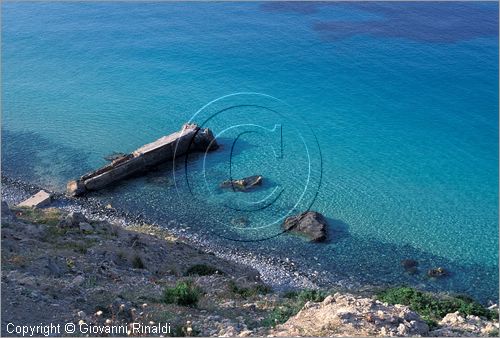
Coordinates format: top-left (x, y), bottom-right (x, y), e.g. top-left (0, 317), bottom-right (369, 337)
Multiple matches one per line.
top-left (2, 2), bottom-right (498, 302)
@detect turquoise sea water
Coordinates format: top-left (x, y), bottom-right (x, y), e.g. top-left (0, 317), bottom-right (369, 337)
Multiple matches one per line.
top-left (2, 2), bottom-right (498, 302)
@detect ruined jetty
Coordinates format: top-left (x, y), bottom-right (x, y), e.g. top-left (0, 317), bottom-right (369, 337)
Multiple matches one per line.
top-left (67, 123), bottom-right (218, 196)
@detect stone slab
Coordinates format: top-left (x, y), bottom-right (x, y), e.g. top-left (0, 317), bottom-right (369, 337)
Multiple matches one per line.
top-left (17, 190), bottom-right (52, 208)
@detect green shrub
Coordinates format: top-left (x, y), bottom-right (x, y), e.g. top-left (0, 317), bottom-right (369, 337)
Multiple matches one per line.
top-left (262, 305), bottom-right (299, 327)
top-left (131, 255), bottom-right (145, 269)
top-left (263, 289), bottom-right (328, 328)
top-left (297, 289), bottom-right (327, 303)
top-left (488, 328), bottom-right (499, 337)
top-left (13, 207), bottom-right (62, 226)
top-left (423, 318), bottom-right (439, 330)
top-left (163, 281), bottom-right (201, 307)
top-left (283, 289), bottom-right (327, 302)
top-left (377, 286), bottom-right (498, 322)
top-left (228, 280), bottom-right (271, 298)
top-left (185, 264), bottom-right (218, 276)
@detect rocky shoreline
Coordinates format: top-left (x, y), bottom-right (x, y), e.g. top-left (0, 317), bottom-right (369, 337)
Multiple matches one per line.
top-left (1, 176), bottom-right (328, 291)
top-left (2, 179), bottom-right (498, 337)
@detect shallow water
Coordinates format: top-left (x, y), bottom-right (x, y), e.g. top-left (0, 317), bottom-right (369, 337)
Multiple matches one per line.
top-left (2, 2), bottom-right (498, 302)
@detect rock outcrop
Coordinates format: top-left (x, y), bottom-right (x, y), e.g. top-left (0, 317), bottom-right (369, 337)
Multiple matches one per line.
top-left (282, 211), bottom-right (327, 242)
top-left (220, 175), bottom-right (263, 192)
top-left (429, 311), bottom-right (499, 336)
top-left (67, 123), bottom-right (218, 196)
top-left (270, 292), bottom-right (430, 336)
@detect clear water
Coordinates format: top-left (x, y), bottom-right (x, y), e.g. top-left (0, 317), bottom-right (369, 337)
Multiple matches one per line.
top-left (2, 2), bottom-right (498, 302)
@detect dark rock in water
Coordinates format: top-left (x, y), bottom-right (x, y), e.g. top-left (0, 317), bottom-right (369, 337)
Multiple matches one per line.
top-left (427, 267), bottom-right (448, 278)
top-left (193, 127), bottom-right (219, 151)
top-left (401, 259), bottom-right (419, 275)
top-left (231, 217), bottom-right (250, 227)
top-left (220, 175), bottom-right (263, 192)
top-left (282, 211), bottom-right (327, 242)
top-left (104, 152), bottom-right (128, 162)
top-left (401, 259), bottom-right (418, 269)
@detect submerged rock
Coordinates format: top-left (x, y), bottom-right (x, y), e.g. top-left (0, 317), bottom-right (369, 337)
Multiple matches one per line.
top-left (282, 211), bottom-right (327, 242)
top-left (231, 217), bottom-right (250, 227)
top-left (220, 175), bottom-right (263, 192)
top-left (401, 259), bottom-right (419, 274)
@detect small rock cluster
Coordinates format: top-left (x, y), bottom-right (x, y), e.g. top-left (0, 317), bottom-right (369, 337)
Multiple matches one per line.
top-left (220, 175), bottom-right (263, 192)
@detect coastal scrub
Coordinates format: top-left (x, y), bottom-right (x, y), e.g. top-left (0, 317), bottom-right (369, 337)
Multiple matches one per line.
top-left (163, 281), bottom-right (201, 307)
top-left (377, 286), bottom-right (498, 326)
top-left (263, 289), bottom-right (328, 328)
top-left (185, 264), bottom-right (218, 276)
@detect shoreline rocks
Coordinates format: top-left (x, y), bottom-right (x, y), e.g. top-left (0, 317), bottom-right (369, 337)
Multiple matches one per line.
top-left (1, 183), bottom-right (498, 338)
top-left (282, 211), bottom-right (327, 242)
top-left (220, 175), bottom-right (263, 192)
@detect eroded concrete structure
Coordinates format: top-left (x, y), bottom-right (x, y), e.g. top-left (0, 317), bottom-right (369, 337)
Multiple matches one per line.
top-left (67, 123), bottom-right (217, 196)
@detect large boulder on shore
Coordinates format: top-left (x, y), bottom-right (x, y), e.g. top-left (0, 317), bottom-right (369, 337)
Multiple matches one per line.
top-left (282, 211), bottom-right (327, 242)
top-left (220, 175), bottom-right (263, 192)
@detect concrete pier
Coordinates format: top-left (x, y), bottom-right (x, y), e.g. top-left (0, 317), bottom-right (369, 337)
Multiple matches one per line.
top-left (67, 123), bottom-right (217, 196)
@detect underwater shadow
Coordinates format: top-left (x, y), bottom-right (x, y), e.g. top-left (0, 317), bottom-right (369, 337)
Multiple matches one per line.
top-left (1, 128), bottom-right (93, 191)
